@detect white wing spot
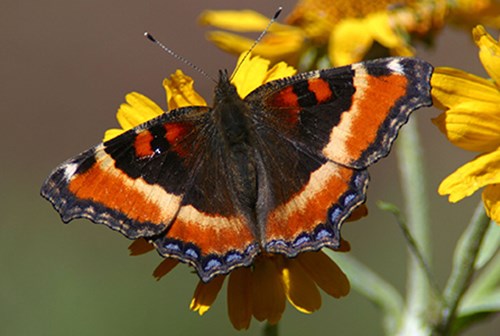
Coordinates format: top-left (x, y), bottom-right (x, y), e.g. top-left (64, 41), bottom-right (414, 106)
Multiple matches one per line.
top-left (387, 59), bottom-right (404, 74)
top-left (63, 163), bottom-right (78, 181)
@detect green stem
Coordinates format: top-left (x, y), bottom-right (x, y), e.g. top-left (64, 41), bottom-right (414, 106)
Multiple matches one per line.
top-left (396, 116), bottom-right (433, 334)
top-left (263, 322), bottom-right (278, 336)
top-left (436, 203), bottom-right (491, 335)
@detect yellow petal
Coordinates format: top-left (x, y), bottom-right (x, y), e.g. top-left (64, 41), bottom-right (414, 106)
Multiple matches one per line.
top-left (483, 184), bottom-right (500, 224)
top-left (431, 103), bottom-right (500, 152)
top-left (251, 257), bottom-right (286, 324)
top-left (103, 128), bottom-right (125, 142)
top-left (152, 258), bottom-right (179, 280)
top-left (431, 67), bottom-right (500, 110)
top-left (473, 25), bottom-right (500, 86)
top-left (103, 92), bottom-right (165, 142)
top-left (257, 31), bottom-right (305, 64)
top-left (227, 267), bottom-right (253, 330)
top-left (128, 238), bottom-right (154, 256)
top-left (262, 61), bottom-right (297, 83)
top-left (117, 92), bottom-right (164, 129)
top-left (206, 31), bottom-right (254, 57)
top-left (281, 258), bottom-right (321, 313)
top-left (439, 149), bottom-right (500, 202)
top-left (190, 276), bottom-right (225, 316)
top-left (329, 12), bottom-right (411, 66)
top-left (206, 30), bottom-right (304, 65)
top-left (231, 54), bottom-right (297, 98)
top-left (367, 12), bottom-right (407, 50)
top-left (199, 10), bottom-right (272, 32)
top-left (163, 70), bottom-right (207, 110)
top-left (199, 9), bottom-right (298, 32)
top-left (297, 251), bottom-right (350, 298)
top-left (231, 53), bottom-right (271, 98)
top-left (330, 18), bottom-right (374, 66)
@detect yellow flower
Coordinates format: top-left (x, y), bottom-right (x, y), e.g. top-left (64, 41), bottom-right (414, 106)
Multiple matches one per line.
top-left (104, 53), bottom-right (296, 142)
top-left (199, 9), bottom-right (306, 66)
top-left (431, 25), bottom-right (500, 224)
top-left (130, 237), bottom-right (351, 330)
top-left (447, 0), bottom-right (500, 29)
top-left (200, 0), bottom-right (444, 67)
top-left (105, 53), bottom-right (362, 329)
top-left (103, 70), bottom-right (206, 142)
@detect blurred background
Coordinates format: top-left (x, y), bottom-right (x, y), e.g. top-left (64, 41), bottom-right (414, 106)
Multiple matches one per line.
top-left (1, 1), bottom-right (498, 335)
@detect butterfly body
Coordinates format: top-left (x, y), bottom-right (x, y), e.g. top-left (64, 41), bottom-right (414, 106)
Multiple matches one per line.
top-left (42, 57), bottom-right (433, 282)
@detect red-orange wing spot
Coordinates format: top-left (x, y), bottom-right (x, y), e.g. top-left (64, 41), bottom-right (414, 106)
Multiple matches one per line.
top-left (165, 122), bottom-right (192, 157)
top-left (271, 85), bottom-right (299, 107)
top-left (134, 130), bottom-right (154, 158)
top-left (268, 85), bottom-right (301, 124)
top-left (308, 78), bottom-right (333, 103)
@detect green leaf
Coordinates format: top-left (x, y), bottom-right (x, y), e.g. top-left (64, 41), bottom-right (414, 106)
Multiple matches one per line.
top-left (377, 201), bottom-right (401, 214)
top-left (436, 204), bottom-right (491, 334)
top-left (451, 253), bottom-right (500, 334)
top-left (475, 221), bottom-right (500, 269)
top-left (460, 253), bottom-right (500, 313)
top-left (451, 289), bottom-right (500, 335)
top-left (450, 311), bottom-right (496, 335)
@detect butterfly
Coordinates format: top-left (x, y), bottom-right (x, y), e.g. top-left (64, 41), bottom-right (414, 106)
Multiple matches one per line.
top-left (41, 56), bottom-right (433, 282)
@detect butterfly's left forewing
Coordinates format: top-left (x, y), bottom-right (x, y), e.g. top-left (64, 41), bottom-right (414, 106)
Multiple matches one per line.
top-left (41, 106), bottom-right (260, 282)
top-left (41, 108), bottom-right (211, 238)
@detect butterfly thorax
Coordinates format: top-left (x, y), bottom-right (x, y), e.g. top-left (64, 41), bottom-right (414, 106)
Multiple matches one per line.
top-left (212, 70), bottom-right (259, 224)
top-left (213, 71), bottom-right (250, 146)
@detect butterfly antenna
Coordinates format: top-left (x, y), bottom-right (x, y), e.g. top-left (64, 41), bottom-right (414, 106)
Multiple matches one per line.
top-left (144, 32), bottom-right (217, 83)
top-left (230, 7), bottom-right (282, 79)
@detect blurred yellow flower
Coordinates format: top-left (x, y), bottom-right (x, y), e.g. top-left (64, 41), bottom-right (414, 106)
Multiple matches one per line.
top-left (432, 25), bottom-right (500, 224)
top-left (105, 52), bottom-right (362, 329)
top-left (447, 0), bottom-right (500, 29)
top-left (200, 0), bottom-right (445, 67)
top-left (199, 9), bottom-right (306, 66)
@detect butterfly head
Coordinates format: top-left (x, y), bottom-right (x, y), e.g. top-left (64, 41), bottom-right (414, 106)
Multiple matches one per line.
top-left (214, 69), bottom-right (239, 104)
